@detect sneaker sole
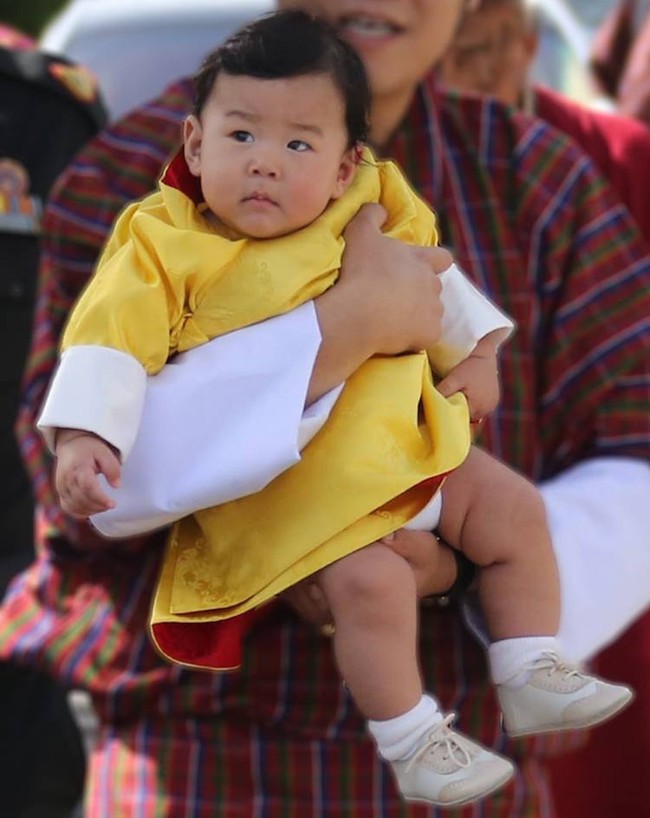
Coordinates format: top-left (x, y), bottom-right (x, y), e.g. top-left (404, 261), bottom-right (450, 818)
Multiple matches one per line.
top-left (505, 688), bottom-right (635, 738)
top-left (403, 766), bottom-right (515, 809)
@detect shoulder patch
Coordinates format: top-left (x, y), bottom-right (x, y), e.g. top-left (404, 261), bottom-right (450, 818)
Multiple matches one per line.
top-left (49, 61), bottom-right (99, 104)
top-left (0, 158), bottom-right (42, 234)
top-left (0, 157), bottom-right (29, 196)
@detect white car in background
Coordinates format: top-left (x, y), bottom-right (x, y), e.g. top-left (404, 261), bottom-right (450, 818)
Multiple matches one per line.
top-left (40, 0), bottom-right (605, 122)
top-left (40, 0), bottom-right (273, 121)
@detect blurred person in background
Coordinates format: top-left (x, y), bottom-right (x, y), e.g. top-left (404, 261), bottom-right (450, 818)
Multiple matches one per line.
top-left (438, 0), bottom-right (650, 235)
top-left (0, 0), bottom-right (68, 41)
top-left (590, 0), bottom-right (650, 126)
top-left (439, 2), bottom-right (650, 815)
top-left (0, 1), bottom-right (649, 816)
top-left (0, 22), bottom-right (106, 818)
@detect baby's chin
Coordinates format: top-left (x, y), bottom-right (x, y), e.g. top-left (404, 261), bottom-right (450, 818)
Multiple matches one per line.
top-left (208, 208), bottom-right (310, 241)
top-left (230, 220), bottom-right (305, 241)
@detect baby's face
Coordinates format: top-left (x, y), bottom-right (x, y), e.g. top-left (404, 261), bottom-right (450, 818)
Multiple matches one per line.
top-left (184, 72), bottom-right (358, 239)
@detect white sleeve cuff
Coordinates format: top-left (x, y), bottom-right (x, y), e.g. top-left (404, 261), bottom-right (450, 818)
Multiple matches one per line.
top-left (540, 457), bottom-right (650, 663)
top-left (430, 263), bottom-right (514, 374)
top-left (37, 345), bottom-right (146, 460)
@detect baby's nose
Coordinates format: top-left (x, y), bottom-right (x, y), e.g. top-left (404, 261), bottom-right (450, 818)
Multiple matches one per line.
top-left (248, 154), bottom-right (279, 177)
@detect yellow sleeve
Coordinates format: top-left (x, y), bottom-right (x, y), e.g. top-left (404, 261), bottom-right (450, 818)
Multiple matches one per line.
top-left (61, 192), bottom-right (189, 375)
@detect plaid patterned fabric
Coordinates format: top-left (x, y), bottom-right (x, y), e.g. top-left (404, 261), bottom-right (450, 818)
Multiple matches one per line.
top-left (534, 84), bottom-right (650, 239)
top-left (1, 74), bottom-right (649, 817)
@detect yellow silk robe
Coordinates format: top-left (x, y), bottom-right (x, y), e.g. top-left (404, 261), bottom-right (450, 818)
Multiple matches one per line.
top-left (63, 149), bottom-right (470, 667)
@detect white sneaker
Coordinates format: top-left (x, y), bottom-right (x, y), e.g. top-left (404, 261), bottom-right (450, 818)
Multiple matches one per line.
top-left (497, 651), bottom-right (634, 738)
top-left (390, 713), bottom-right (515, 808)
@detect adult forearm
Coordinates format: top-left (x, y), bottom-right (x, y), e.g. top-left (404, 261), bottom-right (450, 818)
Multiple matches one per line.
top-left (91, 304), bottom-right (328, 537)
top-left (307, 283), bottom-right (375, 405)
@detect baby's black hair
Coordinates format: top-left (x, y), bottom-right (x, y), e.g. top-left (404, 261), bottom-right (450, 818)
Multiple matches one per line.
top-left (192, 10), bottom-right (371, 147)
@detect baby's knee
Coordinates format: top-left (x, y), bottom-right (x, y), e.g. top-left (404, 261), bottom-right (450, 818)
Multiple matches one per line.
top-left (507, 475), bottom-right (548, 530)
top-left (446, 454), bottom-right (552, 566)
top-left (320, 543), bottom-right (415, 614)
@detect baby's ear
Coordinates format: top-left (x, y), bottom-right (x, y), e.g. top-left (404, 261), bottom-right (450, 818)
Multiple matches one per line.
top-left (332, 147), bottom-right (359, 199)
top-left (183, 115), bottom-right (203, 176)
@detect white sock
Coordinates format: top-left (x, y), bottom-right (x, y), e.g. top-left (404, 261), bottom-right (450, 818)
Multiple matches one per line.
top-left (367, 694), bottom-right (442, 761)
top-left (489, 636), bottom-right (561, 687)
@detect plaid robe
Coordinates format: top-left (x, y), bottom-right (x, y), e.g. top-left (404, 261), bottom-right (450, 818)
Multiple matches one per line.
top-left (530, 81), bottom-right (650, 818)
top-left (1, 74), bottom-right (649, 817)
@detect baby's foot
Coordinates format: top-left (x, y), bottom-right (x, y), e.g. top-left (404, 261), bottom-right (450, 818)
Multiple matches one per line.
top-left (497, 651), bottom-right (634, 738)
top-left (390, 713), bottom-right (514, 808)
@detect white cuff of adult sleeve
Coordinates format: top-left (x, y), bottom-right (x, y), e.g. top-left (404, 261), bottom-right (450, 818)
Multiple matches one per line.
top-left (37, 345), bottom-right (146, 459)
top-left (431, 263), bottom-right (514, 374)
top-left (541, 456), bottom-right (650, 664)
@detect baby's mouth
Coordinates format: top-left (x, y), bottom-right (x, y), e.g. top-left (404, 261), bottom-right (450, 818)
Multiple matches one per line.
top-left (243, 193), bottom-right (277, 206)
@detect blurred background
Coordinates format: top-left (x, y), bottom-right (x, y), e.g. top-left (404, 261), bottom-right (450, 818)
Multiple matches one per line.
top-left (0, 0), bottom-right (635, 121)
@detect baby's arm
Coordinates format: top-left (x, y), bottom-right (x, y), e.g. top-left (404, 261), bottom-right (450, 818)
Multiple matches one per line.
top-left (436, 328), bottom-right (506, 421)
top-left (55, 429), bottom-right (122, 518)
top-left (428, 264), bottom-right (513, 420)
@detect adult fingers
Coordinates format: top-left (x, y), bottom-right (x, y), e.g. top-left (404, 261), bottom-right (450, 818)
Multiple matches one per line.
top-left (344, 202), bottom-right (388, 239)
top-left (281, 580), bottom-right (332, 628)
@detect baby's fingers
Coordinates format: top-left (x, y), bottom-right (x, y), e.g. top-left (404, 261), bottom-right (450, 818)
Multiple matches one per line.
top-left (436, 371), bottom-right (466, 399)
top-left (62, 468), bottom-right (115, 517)
top-left (78, 468), bottom-right (116, 510)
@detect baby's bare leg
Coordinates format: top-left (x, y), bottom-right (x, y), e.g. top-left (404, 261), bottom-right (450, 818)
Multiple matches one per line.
top-left (439, 447), bottom-right (633, 739)
top-left (318, 543), bottom-right (422, 720)
top-left (318, 540), bottom-right (517, 802)
top-left (438, 446), bottom-right (560, 639)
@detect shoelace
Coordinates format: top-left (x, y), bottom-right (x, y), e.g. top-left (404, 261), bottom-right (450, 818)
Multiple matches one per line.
top-left (523, 650), bottom-right (582, 680)
top-left (406, 713), bottom-right (472, 772)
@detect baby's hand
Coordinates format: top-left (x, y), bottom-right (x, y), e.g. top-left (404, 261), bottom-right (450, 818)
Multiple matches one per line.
top-left (55, 430), bottom-right (121, 518)
top-left (436, 330), bottom-right (503, 421)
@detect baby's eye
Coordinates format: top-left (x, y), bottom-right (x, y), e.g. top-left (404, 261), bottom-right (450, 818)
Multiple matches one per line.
top-left (231, 130), bottom-right (254, 143)
top-left (287, 139), bottom-right (311, 152)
